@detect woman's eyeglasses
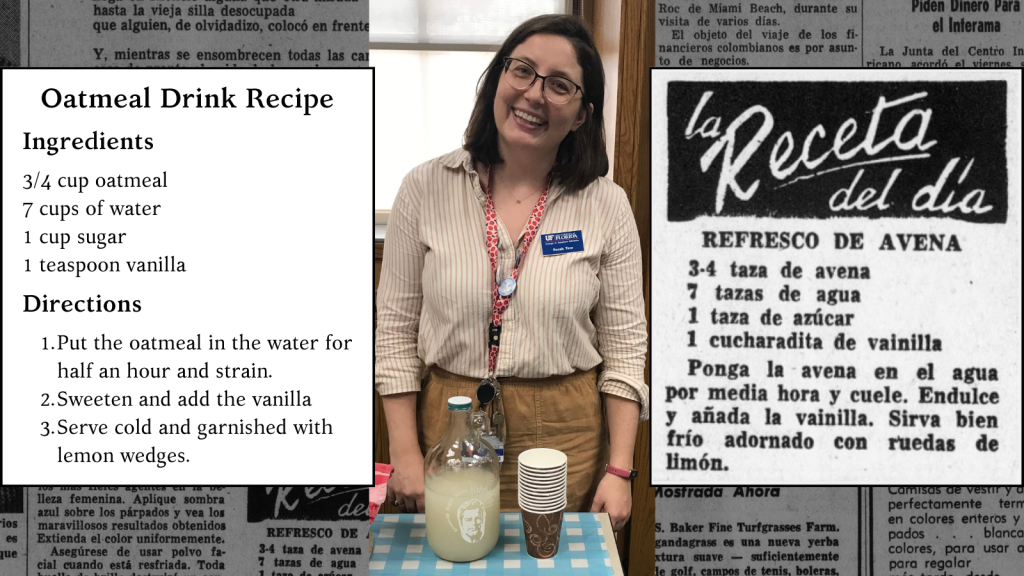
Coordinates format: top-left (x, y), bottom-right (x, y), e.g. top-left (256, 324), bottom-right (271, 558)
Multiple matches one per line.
top-left (502, 57), bottom-right (583, 105)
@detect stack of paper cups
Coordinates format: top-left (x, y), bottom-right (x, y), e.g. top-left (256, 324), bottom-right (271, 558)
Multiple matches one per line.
top-left (518, 448), bottom-right (567, 511)
top-left (518, 448), bottom-right (567, 559)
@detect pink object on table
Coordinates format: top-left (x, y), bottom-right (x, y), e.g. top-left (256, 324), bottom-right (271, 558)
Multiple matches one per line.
top-left (369, 463), bottom-right (393, 525)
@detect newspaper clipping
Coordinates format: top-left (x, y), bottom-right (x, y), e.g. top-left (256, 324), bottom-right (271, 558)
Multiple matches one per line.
top-left (0, 485), bottom-right (368, 576)
top-left (1, 2), bottom-right (372, 575)
top-left (651, 69), bottom-right (1022, 485)
top-left (656, 486), bottom-right (1024, 576)
top-left (1, 0), bottom-right (368, 68)
top-left (654, 0), bottom-right (1024, 67)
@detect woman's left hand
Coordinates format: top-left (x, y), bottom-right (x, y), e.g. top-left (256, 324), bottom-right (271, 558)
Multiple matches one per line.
top-left (590, 473), bottom-right (632, 532)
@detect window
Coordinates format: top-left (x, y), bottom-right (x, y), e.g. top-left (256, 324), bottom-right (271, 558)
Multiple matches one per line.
top-left (372, 1), bottom-right (572, 217)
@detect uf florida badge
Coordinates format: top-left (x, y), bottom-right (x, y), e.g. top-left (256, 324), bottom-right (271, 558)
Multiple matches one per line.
top-left (541, 230), bottom-right (584, 256)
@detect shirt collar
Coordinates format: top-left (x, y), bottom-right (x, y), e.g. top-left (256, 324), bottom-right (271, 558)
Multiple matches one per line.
top-left (439, 148), bottom-right (473, 171)
top-left (441, 148), bottom-right (565, 204)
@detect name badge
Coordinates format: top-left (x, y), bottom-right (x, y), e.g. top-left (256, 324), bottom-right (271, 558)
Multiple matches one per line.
top-left (541, 230), bottom-right (584, 256)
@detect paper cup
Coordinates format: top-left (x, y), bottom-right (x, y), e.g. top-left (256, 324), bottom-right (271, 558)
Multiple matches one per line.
top-left (519, 495), bottom-right (567, 512)
top-left (518, 463), bottom-right (567, 475)
top-left (518, 464), bottom-right (566, 476)
top-left (518, 469), bottom-right (567, 482)
top-left (519, 487), bottom-right (566, 501)
top-left (519, 484), bottom-right (566, 499)
top-left (518, 453), bottom-right (567, 514)
top-left (520, 489), bottom-right (565, 500)
top-left (522, 509), bottom-right (564, 558)
top-left (520, 502), bottom-right (567, 515)
top-left (520, 473), bottom-right (569, 485)
top-left (519, 448), bottom-right (567, 469)
top-left (519, 458), bottom-right (566, 468)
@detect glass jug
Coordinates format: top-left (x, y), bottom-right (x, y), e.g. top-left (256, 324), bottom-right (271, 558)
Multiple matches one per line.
top-left (423, 396), bottom-right (500, 562)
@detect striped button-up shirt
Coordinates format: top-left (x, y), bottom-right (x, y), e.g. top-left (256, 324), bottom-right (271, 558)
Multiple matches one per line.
top-left (375, 148), bottom-right (649, 421)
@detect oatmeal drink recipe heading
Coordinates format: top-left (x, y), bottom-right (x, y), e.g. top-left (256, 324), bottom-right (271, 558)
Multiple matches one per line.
top-left (38, 87), bottom-right (333, 116)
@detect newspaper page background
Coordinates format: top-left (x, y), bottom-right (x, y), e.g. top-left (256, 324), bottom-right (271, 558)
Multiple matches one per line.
top-left (655, 487), bottom-right (862, 576)
top-left (654, 0), bottom-right (1023, 67)
top-left (651, 69), bottom-right (1022, 484)
top-left (656, 486), bottom-right (1023, 576)
top-left (1, 0), bottom-right (367, 67)
top-left (0, 486), bottom-right (368, 576)
top-left (871, 486), bottom-right (1023, 576)
top-left (1, 1), bottom-right (371, 570)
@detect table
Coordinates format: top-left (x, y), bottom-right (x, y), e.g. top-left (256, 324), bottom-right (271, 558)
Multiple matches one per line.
top-left (369, 512), bottom-right (623, 575)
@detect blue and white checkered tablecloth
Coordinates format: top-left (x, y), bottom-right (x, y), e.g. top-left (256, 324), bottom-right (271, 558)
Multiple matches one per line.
top-left (369, 512), bottom-right (616, 575)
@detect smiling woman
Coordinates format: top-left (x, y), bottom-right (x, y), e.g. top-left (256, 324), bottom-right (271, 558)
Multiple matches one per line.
top-left (465, 23), bottom-right (607, 194)
top-left (376, 12), bottom-right (647, 528)
top-left (374, 14), bottom-right (648, 535)
top-left (371, 2), bottom-right (572, 214)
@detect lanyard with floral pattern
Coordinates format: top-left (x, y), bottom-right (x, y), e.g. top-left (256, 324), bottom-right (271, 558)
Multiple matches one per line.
top-left (476, 167), bottom-right (550, 442)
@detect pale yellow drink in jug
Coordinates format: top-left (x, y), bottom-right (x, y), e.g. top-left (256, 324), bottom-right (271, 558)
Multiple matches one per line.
top-left (425, 467), bottom-right (499, 562)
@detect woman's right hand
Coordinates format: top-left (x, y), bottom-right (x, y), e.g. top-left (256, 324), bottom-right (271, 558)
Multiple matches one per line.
top-left (387, 450), bottom-right (425, 513)
top-left (380, 392), bottom-right (425, 513)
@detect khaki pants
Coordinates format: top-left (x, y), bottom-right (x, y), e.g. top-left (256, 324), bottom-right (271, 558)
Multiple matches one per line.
top-left (418, 367), bottom-right (608, 513)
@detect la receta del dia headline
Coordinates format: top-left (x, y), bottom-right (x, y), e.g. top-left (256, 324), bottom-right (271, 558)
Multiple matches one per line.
top-left (40, 87), bottom-right (333, 116)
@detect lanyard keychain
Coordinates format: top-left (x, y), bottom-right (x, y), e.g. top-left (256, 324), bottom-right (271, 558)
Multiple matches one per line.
top-left (476, 247), bottom-right (520, 417)
top-left (477, 247), bottom-right (519, 441)
top-left (477, 165), bottom-right (550, 447)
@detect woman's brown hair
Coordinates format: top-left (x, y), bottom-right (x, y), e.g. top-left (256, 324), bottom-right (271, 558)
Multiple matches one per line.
top-left (463, 14), bottom-right (608, 192)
